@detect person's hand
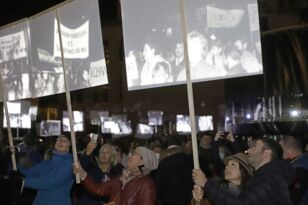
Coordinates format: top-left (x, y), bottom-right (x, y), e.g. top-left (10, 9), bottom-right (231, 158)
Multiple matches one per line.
top-left (226, 132), bottom-right (235, 142)
top-left (192, 169), bottom-right (207, 188)
top-left (192, 185), bottom-right (204, 202)
top-left (214, 131), bottom-right (224, 141)
top-left (85, 140), bottom-right (97, 155)
top-left (72, 161), bottom-right (87, 181)
top-left (7, 146), bottom-right (18, 155)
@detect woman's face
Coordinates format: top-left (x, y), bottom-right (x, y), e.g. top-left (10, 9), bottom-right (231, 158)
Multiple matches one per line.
top-left (54, 136), bottom-right (70, 153)
top-left (224, 160), bottom-right (241, 182)
top-left (99, 147), bottom-right (113, 164)
top-left (127, 148), bottom-right (144, 170)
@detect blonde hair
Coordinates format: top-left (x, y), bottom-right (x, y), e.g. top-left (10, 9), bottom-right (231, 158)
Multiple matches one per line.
top-left (99, 144), bottom-right (118, 166)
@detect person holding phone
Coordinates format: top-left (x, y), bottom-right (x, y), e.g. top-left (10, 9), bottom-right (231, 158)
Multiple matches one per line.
top-left (73, 147), bottom-right (158, 205)
top-left (74, 136), bottom-right (124, 205)
top-left (10, 135), bottom-right (74, 205)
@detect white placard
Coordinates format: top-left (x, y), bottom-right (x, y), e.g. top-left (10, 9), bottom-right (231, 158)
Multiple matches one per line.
top-left (89, 59), bottom-right (108, 86)
top-left (54, 20), bottom-right (89, 59)
top-left (207, 6), bottom-right (244, 28)
top-left (0, 30), bottom-right (27, 62)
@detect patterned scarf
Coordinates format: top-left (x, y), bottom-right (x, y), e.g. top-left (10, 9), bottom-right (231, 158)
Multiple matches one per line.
top-left (119, 168), bottom-right (143, 189)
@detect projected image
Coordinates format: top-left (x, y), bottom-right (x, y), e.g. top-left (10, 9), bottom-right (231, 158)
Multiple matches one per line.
top-left (111, 114), bottom-right (127, 122)
top-left (176, 115), bottom-right (191, 133)
top-left (135, 123), bottom-right (154, 139)
top-left (101, 117), bottom-right (132, 135)
top-left (30, 11), bottom-right (65, 97)
top-left (57, 0), bottom-right (108, 91)
top-left (30, 106), bottom-right (38, 121)
top-left (198, 115), bottom-right (214, 131)
top-left (148, 110), bottom-right (163, 126)
top-left (90, 110), bottom-right (109, 125)
top-left (40, 120), bottom-right (61, 136)
top-left (3, 101), bottom-right (31, 129)
top-left (0, 21), bottom-right (32, 100)
top-left (121, 0), bottom-right (262, 90)
top-left (29, 0), bottom-right (107, 98)
top-left (62, 111), bottom-right (84, 132)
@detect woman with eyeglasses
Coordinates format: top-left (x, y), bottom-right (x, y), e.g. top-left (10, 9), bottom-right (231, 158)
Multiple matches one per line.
top-left (73, 146), bottom-right (158, 205)
top-left (75, 139), bottom-right (124, 205)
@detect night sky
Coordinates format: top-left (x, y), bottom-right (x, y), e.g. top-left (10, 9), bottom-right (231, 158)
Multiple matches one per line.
top-left (0, 0), bottom-right (117, 27)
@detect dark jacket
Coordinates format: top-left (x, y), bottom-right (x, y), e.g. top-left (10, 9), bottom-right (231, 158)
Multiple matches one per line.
top-left (81, 174), bottom-right (156, 205)
top-left (290, 154), bottom-right (308, 205)
top-left (203, 159), bottom-right (295, 205)
top-left (153, 147), bottom-right (194, 205)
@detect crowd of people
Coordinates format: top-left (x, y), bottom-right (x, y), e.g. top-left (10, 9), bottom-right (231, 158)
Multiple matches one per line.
top-left (0, 130), bottom-right (307, 205)
top-left (126, 30), bottom-right (262, 88)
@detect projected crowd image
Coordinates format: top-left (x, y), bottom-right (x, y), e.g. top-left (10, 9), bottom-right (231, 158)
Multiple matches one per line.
top-left (3, 101), bottom-right (31, 129)
top-left (40, 120), bottom-right (61, 136)
top-left (0, 0), bottom-right (108, 100)
top-left (0, 21), bottom-right (32, 101)
top-left (121, 0), bottom-right (262, 90)
top-left (62, 111), bottom-right (84, 132)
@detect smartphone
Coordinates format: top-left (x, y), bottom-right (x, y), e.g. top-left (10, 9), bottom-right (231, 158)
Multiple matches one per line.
top-left (90, 133), bottom-right (98, 142)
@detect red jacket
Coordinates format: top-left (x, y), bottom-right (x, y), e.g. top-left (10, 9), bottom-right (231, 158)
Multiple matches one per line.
top-left (81, 175), bottom-right (156, 205)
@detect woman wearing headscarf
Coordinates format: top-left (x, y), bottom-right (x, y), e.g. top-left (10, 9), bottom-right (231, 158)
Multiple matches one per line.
top-left (73, 146), bottom-right (158, 205)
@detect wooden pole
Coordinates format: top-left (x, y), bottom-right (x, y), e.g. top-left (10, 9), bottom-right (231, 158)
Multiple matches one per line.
top-left (0, 69), bottom-right (17, 170)
top-left (56, 10), bottom-right (80, 183)
top-left (178, 0), bottom-right (199, 169)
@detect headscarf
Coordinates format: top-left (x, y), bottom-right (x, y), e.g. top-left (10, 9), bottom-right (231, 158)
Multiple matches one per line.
top-left (137, 146), bottom-right (159, 174)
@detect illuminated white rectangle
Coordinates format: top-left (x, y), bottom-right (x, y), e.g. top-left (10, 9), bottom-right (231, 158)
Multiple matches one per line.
top-left (198, 115), bottom-right (214, 131)
top-left (3, 100), bottom-right (31, 128)
top-left (57, 0), bottom-right (108, 91)
top-left (62, 110), bottom-right (84, 132)
top-left (40, 120), bottom-right (61, 136)
top-left (121, 0), bottom-right (263, 90)
top-left (0, 20), bottom-right (32, 100)
top-left (148, 110), bottom-right (163, 126)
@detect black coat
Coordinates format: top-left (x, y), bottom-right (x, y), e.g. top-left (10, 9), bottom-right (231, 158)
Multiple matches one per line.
top-left (153, 149), bottom-right (194, 205)
top-left (203, 159), bottom-right (295, 205)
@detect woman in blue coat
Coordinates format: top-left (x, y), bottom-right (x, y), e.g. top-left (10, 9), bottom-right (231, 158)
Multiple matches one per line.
top-left (20, 135), bottom-right (74, 205)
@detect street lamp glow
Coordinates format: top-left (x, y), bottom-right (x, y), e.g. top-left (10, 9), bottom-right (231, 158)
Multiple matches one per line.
top-left (290, 110), bottom-right (300, 117)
